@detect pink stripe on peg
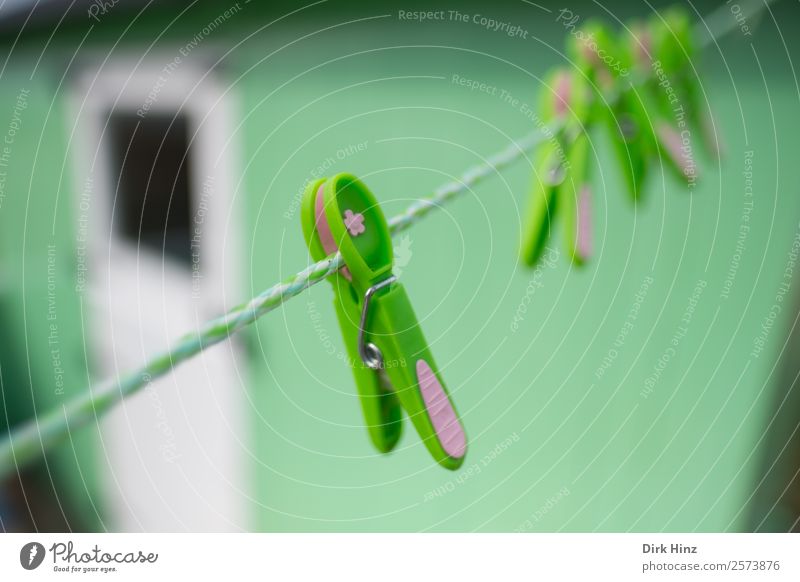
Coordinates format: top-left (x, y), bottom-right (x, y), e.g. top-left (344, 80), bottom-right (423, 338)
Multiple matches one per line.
top-left (417, 360), bottom-right (466, 459)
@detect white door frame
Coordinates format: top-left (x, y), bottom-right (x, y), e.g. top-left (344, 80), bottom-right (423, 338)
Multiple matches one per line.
top-left (67, 54), bottom-right (246, 531)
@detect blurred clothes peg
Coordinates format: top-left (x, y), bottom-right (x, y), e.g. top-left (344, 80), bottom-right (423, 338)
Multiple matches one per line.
top-left (521, 69), bottom-right (593, 268)
top-left (648, 7), bottom-right (724, 162)
top-left (520, 132), bottom-right (565, 268)
top-left (570, 21), bottom-right (650, 202)
top-left (614, 14), bottom-right (694, 187)
top-left (301, 173), bottom-right (467, 470)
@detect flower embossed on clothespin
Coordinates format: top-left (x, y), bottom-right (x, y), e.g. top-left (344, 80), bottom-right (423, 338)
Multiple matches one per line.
top-left (343, 209), bottom-right (365, 236)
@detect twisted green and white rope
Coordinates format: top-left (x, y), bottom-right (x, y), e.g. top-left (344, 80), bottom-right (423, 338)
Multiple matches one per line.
top-left (388, 130), bottom-right (551, 234)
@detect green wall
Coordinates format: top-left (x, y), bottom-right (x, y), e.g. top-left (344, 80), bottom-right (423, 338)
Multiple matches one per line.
top-left (0, 70), bottom-right (101, 531)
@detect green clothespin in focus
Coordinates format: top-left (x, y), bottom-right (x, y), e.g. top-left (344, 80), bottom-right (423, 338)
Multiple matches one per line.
top-left (301, 173), bottom-right (467, 470)
top-left (521, 68), bottom-right (593, 267)
top-left (569, 21), bottom-right (650, 202)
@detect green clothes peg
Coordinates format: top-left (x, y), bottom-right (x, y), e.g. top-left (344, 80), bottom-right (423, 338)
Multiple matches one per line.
top-left (521, 134), bottom-right (565, 268)
top-left (521, 69), bottom-right (593, 267)
top-left (301, 173), bottom-right (467, 470)
top-left (648, 7), bottom-right (722, 161)
top-left (628, 10), bottom-right (705, 184)
top-left (569, 20), bottom-right (650, 202)
top-left (640, 13), bottom-right (695, 183)
top-left (302, 176), bottom-right (403, 455)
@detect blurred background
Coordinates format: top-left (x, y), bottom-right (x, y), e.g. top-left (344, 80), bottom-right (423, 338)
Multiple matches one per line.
top-left (0, 0), bottom-right (799, 532)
